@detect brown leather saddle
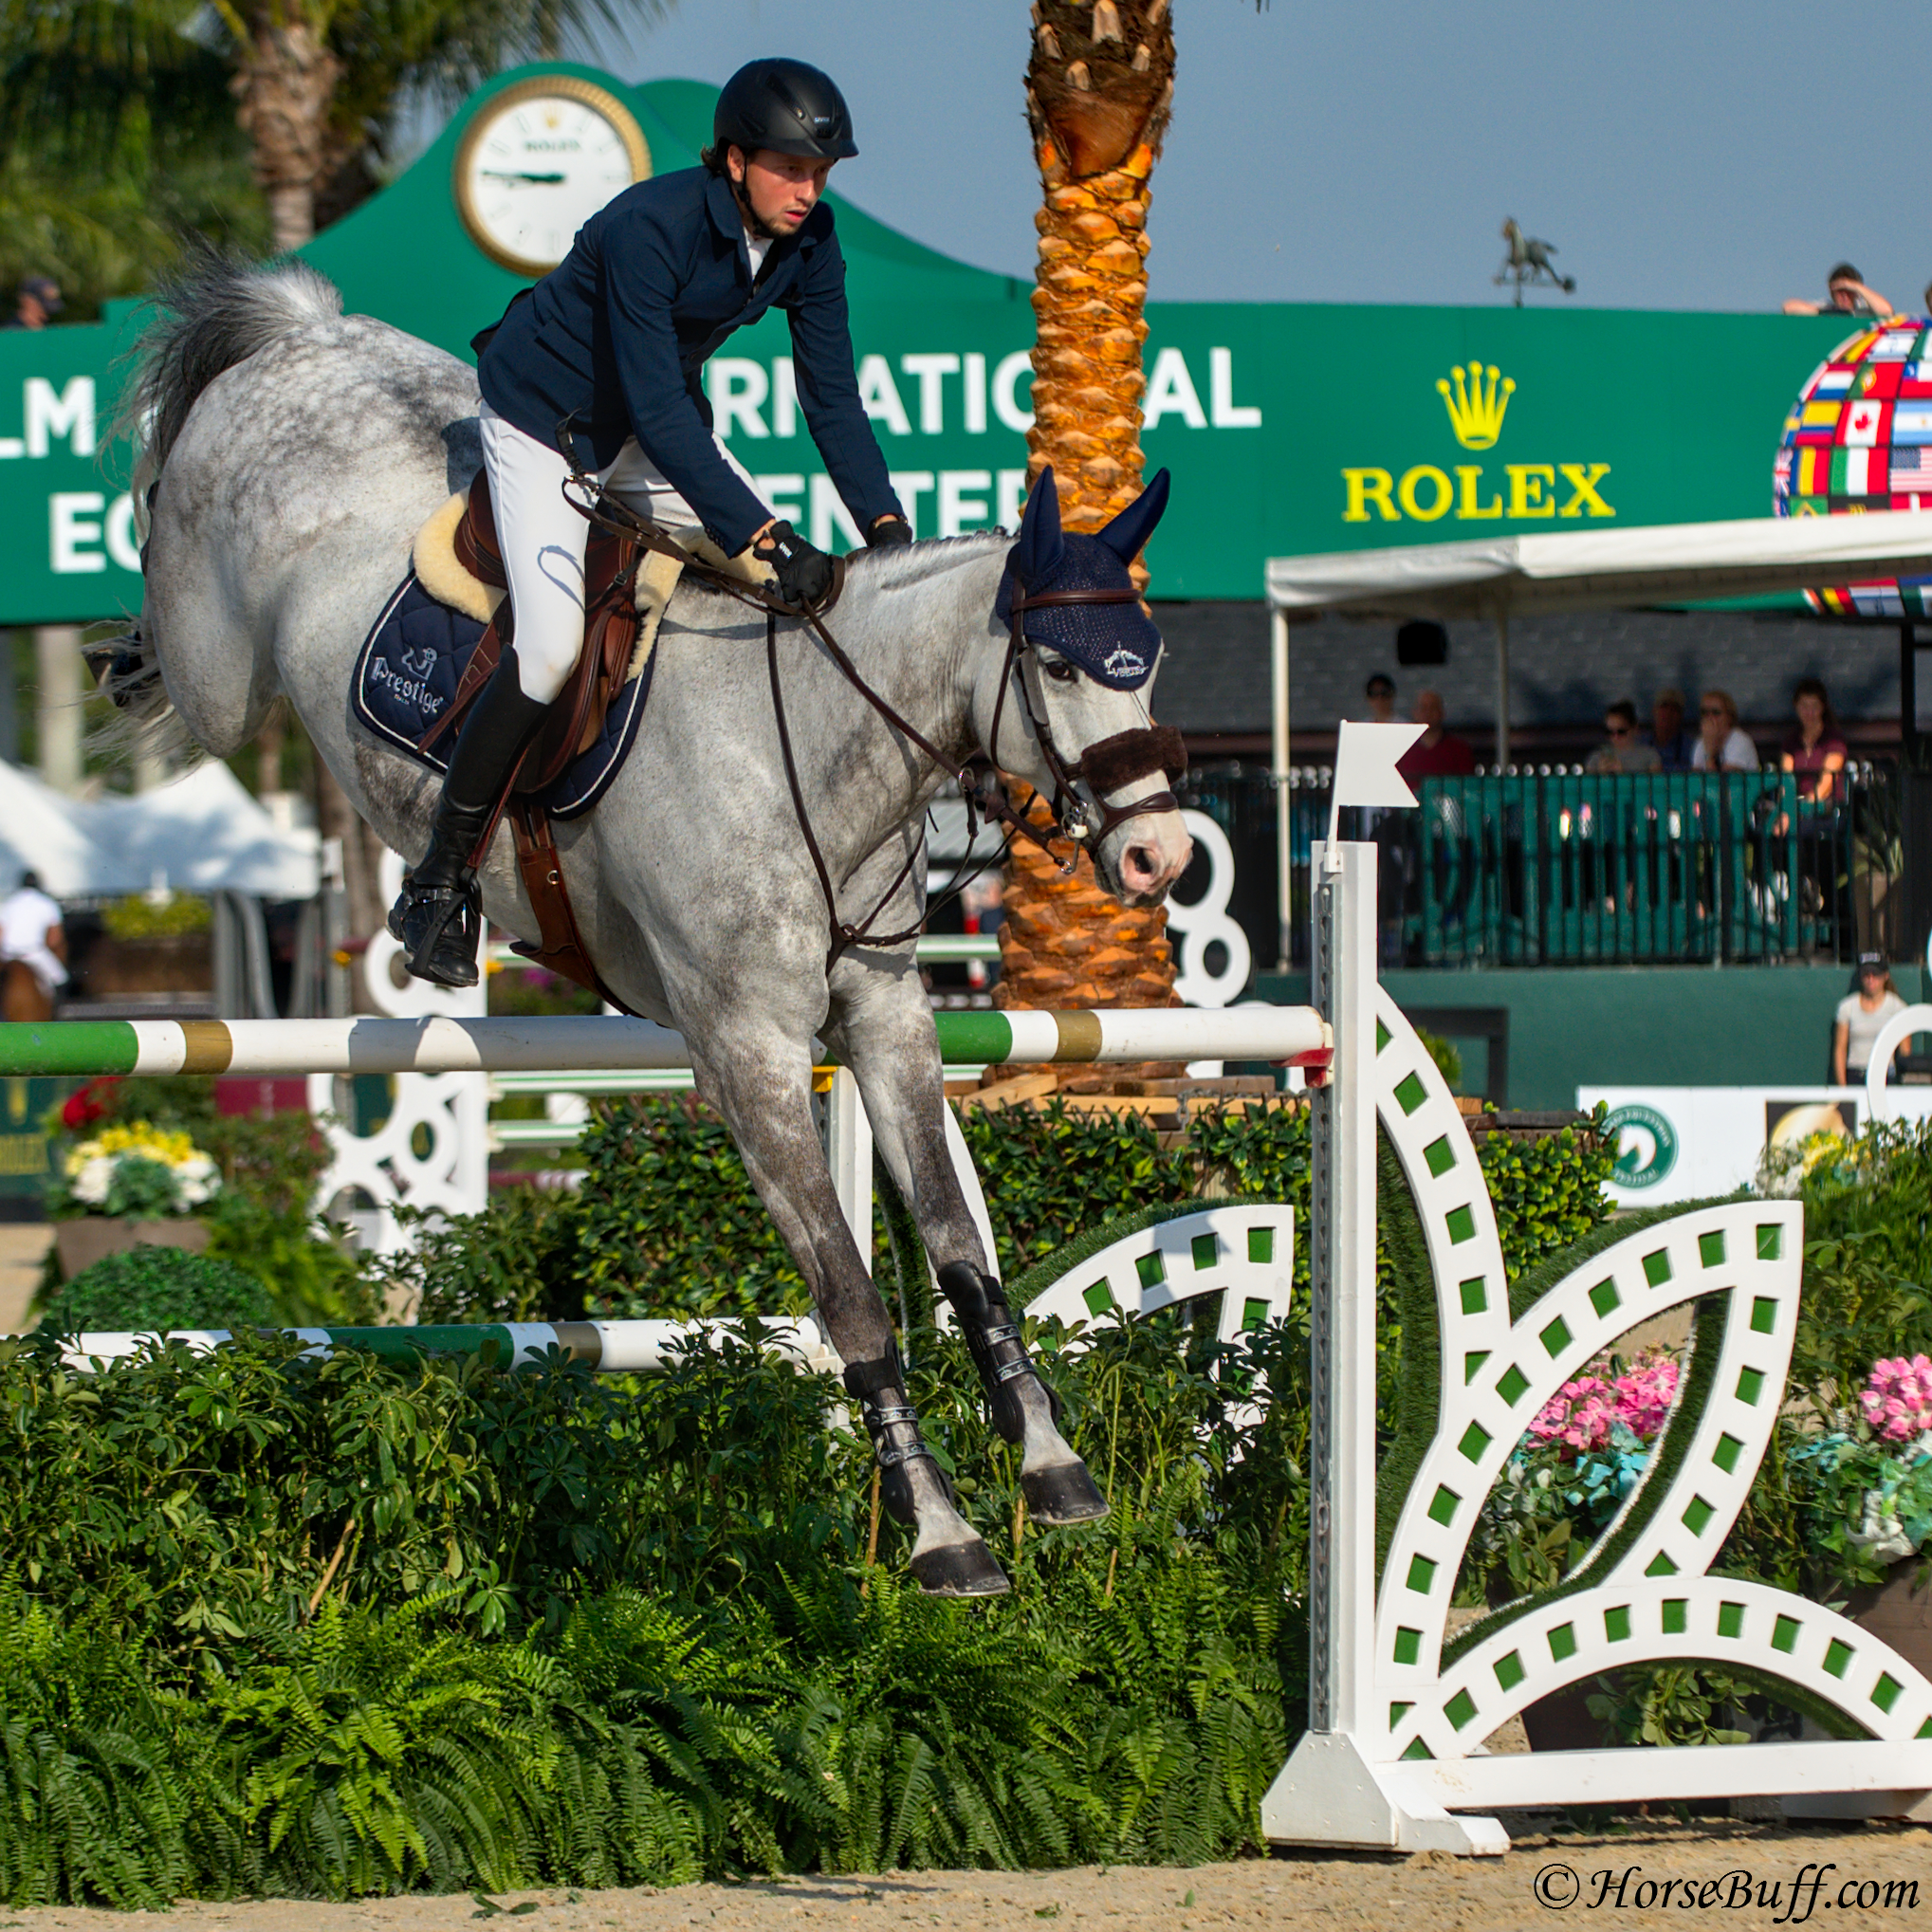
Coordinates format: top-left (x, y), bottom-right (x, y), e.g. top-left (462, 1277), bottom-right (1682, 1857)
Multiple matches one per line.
top-left (416, 469), bottom-right (642, 1010)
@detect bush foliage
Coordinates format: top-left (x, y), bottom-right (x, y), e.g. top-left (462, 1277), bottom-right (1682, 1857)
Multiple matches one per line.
top-left (0, 1310), bottom-right (1293, 1901)
top-left (0, 1087), bottom-right (1630, 1903)
top-left (38, 1244), bottom-right (271, 1335)
top-left (380, 1095), bottom-right (1614, 1328)
top-left (29, 1076), bottom-right (1932, 1876)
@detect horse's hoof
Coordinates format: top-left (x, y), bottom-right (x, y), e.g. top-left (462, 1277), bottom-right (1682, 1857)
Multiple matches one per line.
top-left (908, 1538), bottom-right (1010, 1596)
top-left (1022, 1461), bottom-right (1110, 1526)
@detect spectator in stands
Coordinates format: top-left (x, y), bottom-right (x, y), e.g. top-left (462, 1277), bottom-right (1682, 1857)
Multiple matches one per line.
top-left (1782, 264), bottom-right (1894, 318)
top-left (1832, 953), bottom-right (1906, 1086)
top-left (1363, 672), bottom-right (1397, 723)
top-left (1648, 687), bottom-right (1696, 769)
top-left (1691, 689), bottom-right (1758, 771)
top-left (1782, 676), bottom-right (1848, 803)
top-left (0, 276), bottom-right (60, 330)
top-left (1586, 700), bottom-right (1663, 774)
top-left (1396, 689), bottom-right (1475, 780)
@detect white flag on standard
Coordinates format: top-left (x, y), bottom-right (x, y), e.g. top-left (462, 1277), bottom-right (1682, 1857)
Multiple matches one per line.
top-left (1332, 721), bottom-right (1426, 810)
top-left (1325, 720), bottom-right (1426, 861)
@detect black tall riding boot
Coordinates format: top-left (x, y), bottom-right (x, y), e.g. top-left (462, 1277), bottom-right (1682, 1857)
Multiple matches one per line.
top-left (387, 646), bottom-right (551, 987)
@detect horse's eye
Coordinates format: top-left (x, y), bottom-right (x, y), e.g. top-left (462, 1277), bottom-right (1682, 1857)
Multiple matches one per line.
top-left (1043, 659), bottom-right (1078, 685)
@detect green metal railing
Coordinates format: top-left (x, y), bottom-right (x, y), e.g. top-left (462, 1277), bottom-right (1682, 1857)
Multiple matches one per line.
top-left (1404, 770), bottom-right (1875, 966)
top-left (1199, 764), bottom-right (1904, 971)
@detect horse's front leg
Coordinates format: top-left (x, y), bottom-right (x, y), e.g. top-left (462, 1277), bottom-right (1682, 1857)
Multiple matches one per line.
top-left (827, 960), bottom-right (1109, 1528)
top-left (688, 1014), bottom-right (1009, 1597)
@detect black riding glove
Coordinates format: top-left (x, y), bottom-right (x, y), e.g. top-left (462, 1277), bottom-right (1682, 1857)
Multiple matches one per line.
top-left (753, 520), bottom-right (836, 610)
top-left (867, 514), bottom-right (912, 547)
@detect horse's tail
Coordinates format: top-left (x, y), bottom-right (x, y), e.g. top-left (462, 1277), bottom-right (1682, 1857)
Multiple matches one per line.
top-left (94, 248), bottom-right (342, 767)
top-left (120, 244), bottom-right (343, 504)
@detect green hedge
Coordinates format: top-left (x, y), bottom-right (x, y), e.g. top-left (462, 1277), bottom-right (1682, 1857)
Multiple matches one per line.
top-left (381, 1096), bottom-right (1615, 1327)
top-left (38, 1244), bottom-right (271, 1334)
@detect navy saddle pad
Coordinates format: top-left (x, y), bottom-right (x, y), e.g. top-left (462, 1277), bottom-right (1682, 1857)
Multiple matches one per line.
top-left (351, 573), bottom-right (654, 821)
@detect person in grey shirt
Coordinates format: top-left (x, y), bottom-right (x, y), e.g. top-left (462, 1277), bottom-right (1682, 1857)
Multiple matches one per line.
top-left (1586, 700), bottom-right (1663, 775)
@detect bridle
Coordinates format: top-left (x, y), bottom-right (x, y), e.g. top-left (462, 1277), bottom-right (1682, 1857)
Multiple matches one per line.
top-left (992, 582), bottom-right (1187, 851)
top-left (555, 439), bottom-right (1187, 970)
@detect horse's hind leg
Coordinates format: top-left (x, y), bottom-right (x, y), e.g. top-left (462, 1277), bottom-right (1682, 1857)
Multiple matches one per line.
top-left (690, 1021), bottom-right (1009, 1597)
top-left (829, 973), bottom-right (1109, 1528)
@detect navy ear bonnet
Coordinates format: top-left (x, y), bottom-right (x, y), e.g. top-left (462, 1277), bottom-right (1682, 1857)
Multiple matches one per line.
top-left (994, 467), bottom-right (1170, 691)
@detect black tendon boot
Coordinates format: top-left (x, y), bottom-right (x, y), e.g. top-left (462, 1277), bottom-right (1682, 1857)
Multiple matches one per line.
top-left (843, 1348), bottom-right (1009, 1596)
top-left (388, 648), bottom-right (552, 986)
top-left (936, 1260), bottom-right (1109, 1525)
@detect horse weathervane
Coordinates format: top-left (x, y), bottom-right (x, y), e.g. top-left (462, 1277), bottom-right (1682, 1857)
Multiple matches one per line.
top-left (1496, 218), bottom-right (1576, 307)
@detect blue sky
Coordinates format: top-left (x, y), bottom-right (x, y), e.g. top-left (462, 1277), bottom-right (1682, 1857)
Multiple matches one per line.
top-left (537, 0), bottom-right (1932, 314)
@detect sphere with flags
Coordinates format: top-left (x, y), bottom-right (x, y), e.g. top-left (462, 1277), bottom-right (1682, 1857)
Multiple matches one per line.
top-left (1775, 316), bottom-right (1932, 616)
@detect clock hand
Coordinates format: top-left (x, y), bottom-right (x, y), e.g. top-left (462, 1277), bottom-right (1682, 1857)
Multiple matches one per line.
top-left (480, 169), bottom-right (567, 184)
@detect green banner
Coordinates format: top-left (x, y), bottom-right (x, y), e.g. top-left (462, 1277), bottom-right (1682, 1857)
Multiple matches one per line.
top-left (0, 64), bottom-right (1855, 618)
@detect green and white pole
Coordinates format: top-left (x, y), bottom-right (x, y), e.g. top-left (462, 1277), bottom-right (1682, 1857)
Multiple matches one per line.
top-left (0, 1008), bottom-right (1332, 1079)
top-left (30, 1316), bottom-right (839, 1376)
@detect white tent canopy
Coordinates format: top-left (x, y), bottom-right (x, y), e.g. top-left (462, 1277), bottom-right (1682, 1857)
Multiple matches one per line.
top-left (1260, 508), bottom-right (1932, 966)
top-left (0, 759), bottom-right (318, 900)
top-left (1264, 508), bottom-right (1932, 620)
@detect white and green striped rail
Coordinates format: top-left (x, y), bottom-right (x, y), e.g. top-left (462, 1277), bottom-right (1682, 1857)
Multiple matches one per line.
top-left (32, 1316), bottom-right (838, 1376)
top-left (0, 1009), bottom-right (1331, 1079)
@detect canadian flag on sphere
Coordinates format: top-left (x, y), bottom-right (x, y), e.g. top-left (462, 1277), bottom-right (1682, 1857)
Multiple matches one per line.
top-left (1844, 398), bottom-right (1888, 447)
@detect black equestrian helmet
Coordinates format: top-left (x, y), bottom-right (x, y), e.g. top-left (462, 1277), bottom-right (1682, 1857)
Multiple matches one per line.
top-left (714, 59), bottom-right (858, 161)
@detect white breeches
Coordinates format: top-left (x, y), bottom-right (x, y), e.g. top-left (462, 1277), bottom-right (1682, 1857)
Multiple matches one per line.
top-left (479, 402), bottom-right (767, 704)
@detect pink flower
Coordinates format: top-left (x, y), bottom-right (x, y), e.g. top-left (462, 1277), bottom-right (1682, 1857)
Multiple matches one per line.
top-left (1527, 1348), bottom-right (1681, 1455)
top-left (1861, 1355), bottom-right (1932, 1443)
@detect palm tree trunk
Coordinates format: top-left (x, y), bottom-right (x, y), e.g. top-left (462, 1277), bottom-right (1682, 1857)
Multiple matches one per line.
top-left (995, 2), bottom-right (1179, 1045)
top-left (231, 19), bottom-right (341, 252)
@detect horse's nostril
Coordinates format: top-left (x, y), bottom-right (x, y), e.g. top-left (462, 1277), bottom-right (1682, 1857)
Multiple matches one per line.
top-left (1127, 844), bottom-right (1157, 879)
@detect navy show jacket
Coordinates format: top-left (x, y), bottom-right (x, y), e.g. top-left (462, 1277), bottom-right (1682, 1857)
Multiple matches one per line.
top-left (477, 168), bottom-right (902, 557)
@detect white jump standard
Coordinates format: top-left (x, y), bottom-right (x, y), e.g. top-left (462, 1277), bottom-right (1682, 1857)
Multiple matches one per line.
top-left (1262, 840), bottom-right (1932, 1855)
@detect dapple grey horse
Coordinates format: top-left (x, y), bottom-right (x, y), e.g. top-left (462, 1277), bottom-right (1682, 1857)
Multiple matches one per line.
top-left (120, 257), bottom-right (1192, 1594)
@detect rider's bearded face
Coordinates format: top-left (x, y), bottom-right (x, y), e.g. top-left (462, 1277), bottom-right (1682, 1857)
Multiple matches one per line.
top-left (727, 147), bottom-right (834, 241)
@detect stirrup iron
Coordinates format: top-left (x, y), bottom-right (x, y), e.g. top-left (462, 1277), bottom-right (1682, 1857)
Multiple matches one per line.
top-left (388, 874), bottom-right (482, 988)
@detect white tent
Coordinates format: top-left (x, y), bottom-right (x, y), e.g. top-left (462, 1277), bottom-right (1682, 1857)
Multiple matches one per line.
top-left (0, 759), bottom-right (318, 899)
top-left (0, 760), bottom-right (125, 896)
top-left (1265, 507), bottom-right (1932, 623)
top-left (1261, 508), bottom-right (1932, 964)
top-left (75, 761), bottom-right (318, 900)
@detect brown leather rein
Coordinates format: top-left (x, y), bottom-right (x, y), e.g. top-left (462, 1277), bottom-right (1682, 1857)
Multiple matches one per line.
top-left (555, 448), bottom-right (1187, 970)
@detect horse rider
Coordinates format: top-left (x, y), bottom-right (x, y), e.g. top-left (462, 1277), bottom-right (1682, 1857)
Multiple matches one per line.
top-left (0, 869), bottom-right (66, 1022)
top-left (389, 57), bottom-right (913, 986)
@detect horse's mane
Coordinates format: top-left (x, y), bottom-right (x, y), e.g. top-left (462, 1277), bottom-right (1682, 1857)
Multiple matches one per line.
top-left (844, 530), bottom-right (1014, 590)
top-left (673, 530), bottom-right (1012, 607)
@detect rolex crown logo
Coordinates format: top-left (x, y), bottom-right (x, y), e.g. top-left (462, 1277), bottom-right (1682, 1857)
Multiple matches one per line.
top-left (1437, 362), bottom-right (1516, 451)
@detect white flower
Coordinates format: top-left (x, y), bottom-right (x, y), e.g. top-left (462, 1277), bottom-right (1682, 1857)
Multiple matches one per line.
top-left (172, 1156), bottom-right (220, 1207)
top-left (69, 1158), bottom-right (113, 1205)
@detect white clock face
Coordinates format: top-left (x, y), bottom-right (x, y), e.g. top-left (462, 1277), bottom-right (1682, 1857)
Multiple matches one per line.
top-left (455, 81), bottom-right (651, 277)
